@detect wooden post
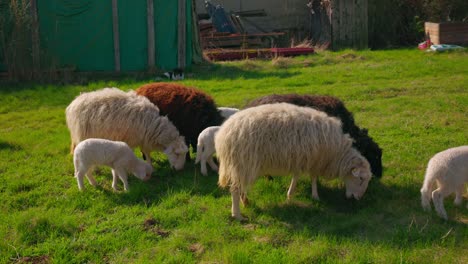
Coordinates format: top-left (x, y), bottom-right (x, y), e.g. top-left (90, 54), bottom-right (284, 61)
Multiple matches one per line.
top-left (30, 0), bottom-right (40, 75)
top-left (112, 0), bottom-right (120, 72)
top-left (147, 0), bottom-right (155, 69)
top-left (177, 0), bottom-right (186, 69)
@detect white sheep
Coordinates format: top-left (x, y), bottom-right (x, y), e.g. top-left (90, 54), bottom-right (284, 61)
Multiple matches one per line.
top-left (195, 126), bottom-right (220, 176)
top-left (420, 145), bottom-right (468, 220)
top-left (66, 88), bottom-right (188, 170)
top-left (73, 138), bottom-right (153, 191)
top-left (215, 103), bottom-right (373, 220)
top-left (218, 107), bottom-right (239, 120)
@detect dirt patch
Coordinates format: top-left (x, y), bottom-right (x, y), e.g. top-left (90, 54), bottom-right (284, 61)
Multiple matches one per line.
top-left (188, 243), bottom-right (205, 256)
top-left (16, 255), bottom-right (49, 264)
top-left (143, 218), bottom-right (171, 238)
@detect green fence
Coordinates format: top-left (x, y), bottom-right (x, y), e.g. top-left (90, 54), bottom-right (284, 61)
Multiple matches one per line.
top-left (1, 0), bottom-right (196, 73)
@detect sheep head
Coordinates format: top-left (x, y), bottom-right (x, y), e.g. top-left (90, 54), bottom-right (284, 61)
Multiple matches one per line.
top-left (164, 136), bottom-right (188, 170)
top-left (344, 157), bottom-right (372, 200)
top-left (133, 162), bottom-right (154, 181)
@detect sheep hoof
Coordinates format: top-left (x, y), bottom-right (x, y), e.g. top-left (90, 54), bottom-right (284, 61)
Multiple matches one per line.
top-left (422, 205), bottom-right (431, 212)
top-left (232, 214), bottom-right (247, 222)
top-left (436, 211), bottom-right (448, 220)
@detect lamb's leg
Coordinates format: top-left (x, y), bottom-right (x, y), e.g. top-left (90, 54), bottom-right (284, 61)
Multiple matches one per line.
top-left (75, 170), bottom-right (86, 191)
top-left (231, 188), bottom-right (245, 220)
top-left (111, 169), bottom-right (119, 191)
top-left (116, 168), bottom-right (129, 191)
top-left (454, 185), bottom-right (464, 206)
top-left (432, 186), bottom-right (451, 220)
top-left (200, 159), bottom-right (208, 176)
top-left (85, 166), bottom-right (97, 187)
top-left (207, 157), bottom-right (219, 172)
top-left (287, 174), bottom-right (298, 201)
top-left (311, 175), bottom-right (319, 200)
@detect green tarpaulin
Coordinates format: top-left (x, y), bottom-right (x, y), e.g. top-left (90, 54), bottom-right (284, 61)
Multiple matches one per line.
top-left (13, 0), bottom-right (197, 72)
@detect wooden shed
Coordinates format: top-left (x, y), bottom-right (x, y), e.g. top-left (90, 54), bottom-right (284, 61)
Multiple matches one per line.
top-left (425, 22), bottom-right (468, 45)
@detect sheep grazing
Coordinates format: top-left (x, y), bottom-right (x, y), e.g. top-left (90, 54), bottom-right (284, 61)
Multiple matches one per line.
top-left (244, 94), bottom-right (383, 178)
top-left (73, 138), bottom-right (153, 191)
top-left (216, 103), bottom-right (373, 220)
top-left (420, 146), bottom-right (468, 220)
top-left (66, 87), bottom-right (188, 170)
top-left (135, 82), bottom-right (224, 160)
top-left (217, 107), bottom-right (239, 120)
top-left (195, 126), bottom-right (220, 176)
top-left (195, 110), bottom-right (239, 176)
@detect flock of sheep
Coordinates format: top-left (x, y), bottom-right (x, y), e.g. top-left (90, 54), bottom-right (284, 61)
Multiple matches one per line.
top-left (65, 82), bottom-right (467, 220)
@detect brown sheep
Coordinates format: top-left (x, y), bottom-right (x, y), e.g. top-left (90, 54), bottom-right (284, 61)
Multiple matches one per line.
top-left (136, 82), bottom-right (224, 160)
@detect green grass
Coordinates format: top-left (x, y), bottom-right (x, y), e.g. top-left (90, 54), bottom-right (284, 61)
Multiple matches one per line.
top-left (0, 49), bottom-right (467, 263)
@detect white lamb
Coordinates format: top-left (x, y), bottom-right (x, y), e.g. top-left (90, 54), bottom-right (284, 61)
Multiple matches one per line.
top-left (218, 107), bottom-right (239, 120)
top-left (215, 103), bottom-right (373, 220)
top-left (73, 138), bottom-right (153, 191)
top-left (420, 145), bottom-right (468, 220)
top-left (195, 126), bottom-right (220, 176)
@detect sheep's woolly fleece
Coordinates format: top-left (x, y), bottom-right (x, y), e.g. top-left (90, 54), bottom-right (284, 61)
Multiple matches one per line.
top-left (65, 87), bottom-right (187, 167)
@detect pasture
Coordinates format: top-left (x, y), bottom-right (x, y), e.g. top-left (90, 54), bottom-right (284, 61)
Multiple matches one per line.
top-left (0, 49), bottom-right (467, 263)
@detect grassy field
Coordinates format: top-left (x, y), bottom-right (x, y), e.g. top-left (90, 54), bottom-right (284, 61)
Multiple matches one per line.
top-left (0, 49), bottom-right (467, 263)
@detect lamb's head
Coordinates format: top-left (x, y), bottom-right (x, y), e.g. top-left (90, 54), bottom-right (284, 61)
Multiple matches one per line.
top-left (343, 154), bottom-right (372, 200)
top-left (164, 136), bottom-right (188, 170)
top-left (132, 161), bottom-right (153, 181)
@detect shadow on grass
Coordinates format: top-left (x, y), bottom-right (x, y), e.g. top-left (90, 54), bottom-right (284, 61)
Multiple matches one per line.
top-left (99, 160), bottom-right (222, 206)
top-left (252, 179), bottom-right (467, 246)
top-left (192, 63), bottom-right (301, 81)
top-left (0, 141), bottom-right (22, 151)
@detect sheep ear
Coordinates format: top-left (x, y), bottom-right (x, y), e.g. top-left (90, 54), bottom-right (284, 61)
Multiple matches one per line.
top-left (352, 168), bottom-right (360, 177)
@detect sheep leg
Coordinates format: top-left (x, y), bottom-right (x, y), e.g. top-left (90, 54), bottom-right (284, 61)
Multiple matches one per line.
top-left (200, 160), bottom-right (208, 176)
top-left (287, 174), bottom-right (298, 201)
top-left (454, 186), bottom-right (464, 206)
top-left (241, 192), bottom-right (249, 206)
top-left (207, 157), bottom-right (219, 172)
top-left (75, 170), bottom-right (86, 191)
top-left (86, 167), bottom-right (97, 186)
top-left (311, 176), bottom-right (320, 200)
top-left (432, 186), bottom-right (451, 220)
top-left (111, 169), bottom-right (119, 191)
top-left (117, 168), bottom-right (130, 191)
top-left (70, 142), bottom-right (76, 155)
top-left (231, 188), bottom-right (245, 220)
